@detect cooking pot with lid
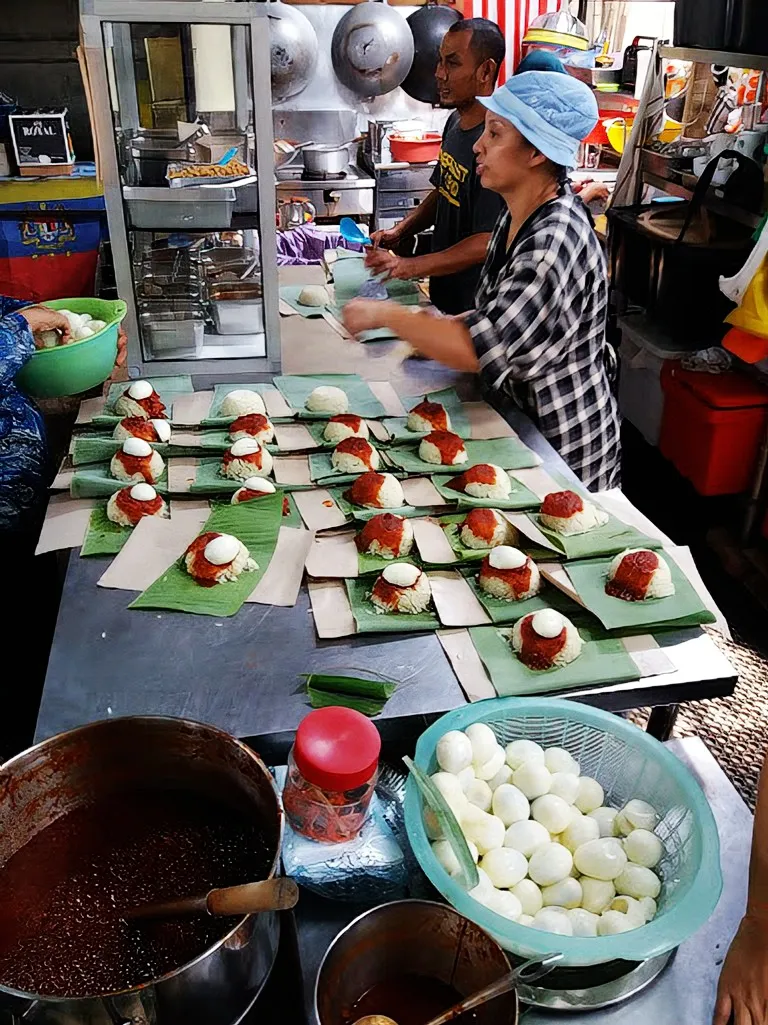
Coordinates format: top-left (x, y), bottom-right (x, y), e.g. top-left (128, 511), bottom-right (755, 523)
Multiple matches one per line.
top-left (0, 716), bottom-right (283, 1025)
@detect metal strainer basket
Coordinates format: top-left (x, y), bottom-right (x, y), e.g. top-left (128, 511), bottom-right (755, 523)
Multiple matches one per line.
top-left (404, 698), bottom-right (722, 968)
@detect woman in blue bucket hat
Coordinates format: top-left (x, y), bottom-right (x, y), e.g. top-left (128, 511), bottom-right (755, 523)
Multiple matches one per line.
top-left (344, 71), bottom-right (621, 491)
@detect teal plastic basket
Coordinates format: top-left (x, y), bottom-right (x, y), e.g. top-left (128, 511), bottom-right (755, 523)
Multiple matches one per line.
top-left (404, 698), bottom-right (723, 967)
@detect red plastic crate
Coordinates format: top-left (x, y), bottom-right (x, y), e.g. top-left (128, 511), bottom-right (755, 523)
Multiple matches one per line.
top-left (660, 364), bottom-right (768, 496)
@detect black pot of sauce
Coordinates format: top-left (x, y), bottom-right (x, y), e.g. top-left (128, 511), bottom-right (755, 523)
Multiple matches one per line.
top-left (0, 716), bottom-right (283, 1025)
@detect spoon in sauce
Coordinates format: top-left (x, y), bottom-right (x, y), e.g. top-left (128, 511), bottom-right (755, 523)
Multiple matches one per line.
top-left (352, 953), bottom-right (562, 1025)
top-left (124, 878), bottom-right (299, 920)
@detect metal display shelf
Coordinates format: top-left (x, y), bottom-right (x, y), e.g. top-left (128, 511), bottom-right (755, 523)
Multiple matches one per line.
top-left (660, 45), bottom-right (768, 72)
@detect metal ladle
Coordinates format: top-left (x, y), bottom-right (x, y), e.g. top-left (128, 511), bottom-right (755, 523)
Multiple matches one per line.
top-left (352, 953), bottom-right (562, 1025)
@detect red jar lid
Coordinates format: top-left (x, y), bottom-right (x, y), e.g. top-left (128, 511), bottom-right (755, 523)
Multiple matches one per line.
top-left (293, 707), bottom-right (381, 792)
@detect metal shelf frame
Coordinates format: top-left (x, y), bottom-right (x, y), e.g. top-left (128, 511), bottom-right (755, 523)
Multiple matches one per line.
top-left (660, 45), bottom-right (768, 73)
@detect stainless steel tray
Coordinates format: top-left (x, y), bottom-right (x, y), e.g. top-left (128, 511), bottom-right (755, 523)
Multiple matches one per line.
top-left (211, 298), bottom-right (264, 335)
top-left (124, 187), bottom-right (236, 230)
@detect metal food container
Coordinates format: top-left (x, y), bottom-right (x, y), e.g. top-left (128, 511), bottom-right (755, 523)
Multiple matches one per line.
top-left (201, 247), bottom-right (257, 277)
top-left (0, 716), bottom-right (283, 1025)
top-left (140, 302), bottom-right (205, 358)
top-left (124, 187), bottom-right (237, 230)
top-left (209, 280), bottom-right (264, 335)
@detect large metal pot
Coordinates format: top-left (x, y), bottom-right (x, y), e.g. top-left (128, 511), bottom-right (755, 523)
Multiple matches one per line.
top-left (402, 3), bottom-right (463, 105)
top-left (331, 0), bottom-right (414, 98)
top-left (0, 716), bottom-right (283, 1025)
top-left (301, 143), bottom-right (353, 177)
top-left (268, 0), bottom-right (319, 102)
top-left (315, 900), bottom-right (518, 1025)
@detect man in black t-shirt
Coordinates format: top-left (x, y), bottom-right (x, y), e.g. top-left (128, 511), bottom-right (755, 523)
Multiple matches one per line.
top-left (366, 19), bottom-right (506, 315)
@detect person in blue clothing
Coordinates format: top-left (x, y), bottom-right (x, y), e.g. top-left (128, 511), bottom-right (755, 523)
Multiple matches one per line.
top-left (0, 298), bottom-right (72, 532)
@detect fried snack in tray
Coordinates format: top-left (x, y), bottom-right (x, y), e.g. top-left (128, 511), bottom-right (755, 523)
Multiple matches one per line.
top-left (168, 159), bottom-right (251, 180)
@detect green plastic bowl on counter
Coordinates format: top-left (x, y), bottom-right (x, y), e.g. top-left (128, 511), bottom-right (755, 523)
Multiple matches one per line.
top-left (16, 298), bottom-right (127, 399)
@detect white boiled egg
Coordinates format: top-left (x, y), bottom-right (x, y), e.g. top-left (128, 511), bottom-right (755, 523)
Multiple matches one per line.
top-left (560, 814), bottom-right (600, 854)
top-left (430, 772), bottom-right (467, 817)
top-left (513, 762), bottom-right (552, 800)
top-left (573, 838), bottom-right (627, 881)
top-left (122, 437), bottom-right (152, 458)
top-left (638, 896), bottom-right (657, 921)
top-left (150, 418), bottom-right (171, 442)
top-left (544, 747), bottom-right (580, 776)
top-left (127, 380), bottom-right (153, 400)
top-left (461, 805), bottom-right (505, 854)
top-left (456, 766), bottom-right (476, 792)
top-left (488, 545), bottom-right (527, 569)
top-left (465, 722), bottom-right (499, 766)
top-left (610, 895), bottom-right (648, 923)
top-left (624, 829), bottom-right (663, 868)
top-left (492, 784), bottom-right (530, 827)
top-left (204, 534), bottom-right (240, 566)
top-left (518, 914), bottom-right (535, 927)
top-left (436, 730), bottom-right (474, 775)
top-left (512, 879), bottom-right (543, 917)
top-left (531, 794), bottom-right (572, 835)
top-left (468, 867), bottom-right (494, 902)
top-left (528, 843), bottom-right (573, 887)
top-left (485, 889), bottom-right (523, 921)
top-left (480, 847), bottom-right (528, 889)
top-left (487, 763), bottom-right (514, 791)
top-left (574, 777), bottom-right (605, 814)
top-left (614, 864), bottom-right (661, 900)
top-left (475, 746), bottom-right (507, 781)
top-left (432, 838), bottom-right (478, 877)
top-left (504, 739), bottom-right (545, 770)
top-left (598, 910), bottom-right (636, 936)
top-left (241, 477), bottom-right (276, 494)
top-left (619, 799), bottom-right (659, 833)
top-left (541, 877), bottom-right (582, 909)
top-left (531, 908), bottom-right (573, 936)
top-left (580, 877), bottom-right (616, 914)
top-left (568, 908), bottom-right (599, 936)
top-left (465, 779), bottom-right (493, 813)
top-left (588, 806), bottom-right (619, 838)
top-left (382, 562), bottom-right (421, 587)
top-left (503, 819), bottom-right (550, 857)
top-left (549, 772), bottom-right (580, 805)
top-left (129, 483), bottom-right (157, 502)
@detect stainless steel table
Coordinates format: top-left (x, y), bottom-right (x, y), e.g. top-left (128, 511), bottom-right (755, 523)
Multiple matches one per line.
top-left (34, 274), bottom-right (737, 753)
top-left (289, 736), bottom-right (752, 1025)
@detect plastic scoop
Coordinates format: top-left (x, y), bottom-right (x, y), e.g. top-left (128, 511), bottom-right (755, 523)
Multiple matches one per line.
top-left (124, 878), bottom-right (299, 920)
top-left (352, 953), bottom-right (562, 1025)
top-left (340, 217), bottom-right (372, 247)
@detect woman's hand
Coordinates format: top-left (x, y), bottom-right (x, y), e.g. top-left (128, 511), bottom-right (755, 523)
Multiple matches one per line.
top-left (714, 914), bottom-right (768, 1024)
top-left (342, 299), bottom-right (392, 338)
top-left (364, 248), bottom-right (415, 280)
top-left (20, 306), bottom-right (71, 347)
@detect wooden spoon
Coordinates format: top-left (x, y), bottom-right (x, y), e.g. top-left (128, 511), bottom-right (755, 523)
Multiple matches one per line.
top-left (124, 878), bottom-right (299, 920)
top-left (353, 953), bottom-right (562, 1025)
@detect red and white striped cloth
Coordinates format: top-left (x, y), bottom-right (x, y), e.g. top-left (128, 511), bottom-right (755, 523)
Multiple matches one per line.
top-left (469, 0), bottom-right (561, 83)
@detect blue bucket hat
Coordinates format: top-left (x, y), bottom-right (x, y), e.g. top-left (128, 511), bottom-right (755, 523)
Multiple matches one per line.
top-left (479, 70), bottom-right (598, 168)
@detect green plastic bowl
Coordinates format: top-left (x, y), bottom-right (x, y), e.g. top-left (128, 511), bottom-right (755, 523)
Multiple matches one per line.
top-left (16, 298), bottom-right (127, 399)
top-left (404, 697), bottom-right (723, 967)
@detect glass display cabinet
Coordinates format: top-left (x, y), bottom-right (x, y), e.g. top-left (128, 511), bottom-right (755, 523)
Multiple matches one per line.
top-left (80, 0), bottom-right (280, 376)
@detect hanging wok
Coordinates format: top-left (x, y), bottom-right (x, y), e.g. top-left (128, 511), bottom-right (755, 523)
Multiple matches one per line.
top-left (268, 0), bottom-right (318, 103)
top-left (331, 0), bottom-right (414, 99)
top-left (402, 2), bottom-right (463, 105)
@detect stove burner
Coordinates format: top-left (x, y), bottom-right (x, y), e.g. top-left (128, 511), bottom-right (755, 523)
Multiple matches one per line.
top-left (303, 169), bottom-right (347, 181)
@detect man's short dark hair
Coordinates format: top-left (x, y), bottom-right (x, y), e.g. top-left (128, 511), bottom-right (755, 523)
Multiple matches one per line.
top-left (447, 18), bottom-right (507, 84)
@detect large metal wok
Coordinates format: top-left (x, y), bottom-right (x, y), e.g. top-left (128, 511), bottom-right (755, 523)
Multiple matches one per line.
top-left (268, 0), bottom-right (318, 102)
top-left (0, 717), bottom-right (283, 1025)
top-left (331, 0), bottom-right (414, 98)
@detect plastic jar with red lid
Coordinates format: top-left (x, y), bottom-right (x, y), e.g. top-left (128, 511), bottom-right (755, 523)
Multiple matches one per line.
top-left (282, 707), bottom-right (381, 843)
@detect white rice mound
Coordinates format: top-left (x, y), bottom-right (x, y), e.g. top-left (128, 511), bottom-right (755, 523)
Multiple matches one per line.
top-left (407, 406), bottom-right (451, 434)
top-left (418, 434), bottom-right (468, 466)
top-left (540, 497), bottom-right (610, 536)
top-left (323, 418), bottom-right (369, 444)
top-left (512, 609), bottom-right (583, 668)
top-left (223, 440), bottom-right (274, 481)
top-left (109, 448), bottom-right (165, 483)
top-left (220, 390), bottom-right (266, 417)
top-left (332, 442), bottom-right (380, 474)
top-left (106, 486), bottom-right (168, 526)
top-left (376, 473), bottom-right (405, 508)
top-left (298, 285), bottom-right (329, 307)
top-left (113, 420), bottom-right (142, 442)
top-left (460, 510), bottom-right (510, 549)
top-left (479, 552), bottom-right (541, 601)
top-left (371, 563), bottom-right (432, 614)
top-left (230, 477), bottom-right (277, 504)
top-left (305, 386), bottom-right (349, 415)
top-left (230, 419), bottom-right (274, 444)
top-left (361, 517), bottom-right (414, 559)
top-left (607, 549), bottom-right (676, 599)
top-left (185, 535), bottom-right (257, 584)
top-left (464, 464), bottom-right (511, 500)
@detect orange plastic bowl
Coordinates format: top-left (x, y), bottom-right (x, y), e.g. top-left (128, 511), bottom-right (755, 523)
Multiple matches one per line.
top-left (389, 133), bottom-right (442, 164)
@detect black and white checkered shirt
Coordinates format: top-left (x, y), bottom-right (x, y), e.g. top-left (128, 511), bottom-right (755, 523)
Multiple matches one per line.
top-left (465, 191), bottom-right (621, 492)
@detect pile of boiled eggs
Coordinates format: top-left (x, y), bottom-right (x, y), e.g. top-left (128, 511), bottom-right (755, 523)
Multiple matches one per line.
top-left (428, 722), bottom-right (663, 938)
top-left (38, 310), bottom-right (107, 348)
